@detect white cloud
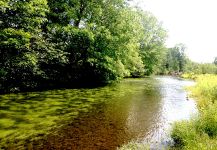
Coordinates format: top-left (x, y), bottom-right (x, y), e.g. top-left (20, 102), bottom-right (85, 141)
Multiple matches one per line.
top-left (133, 0), bottom-right (217, 63)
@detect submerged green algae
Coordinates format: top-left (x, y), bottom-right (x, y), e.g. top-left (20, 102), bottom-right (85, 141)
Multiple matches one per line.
top-left (0, 78), bottom-right (158, 148)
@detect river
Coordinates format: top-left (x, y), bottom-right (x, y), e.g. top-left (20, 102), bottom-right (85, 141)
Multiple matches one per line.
top-left (0, 76), bottom-right (197, 149)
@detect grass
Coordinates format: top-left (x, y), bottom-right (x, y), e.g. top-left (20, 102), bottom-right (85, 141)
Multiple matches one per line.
top-left (181, 73), bottom-right (198, 80)
top-left (171, 74), bottom-right (217, 150)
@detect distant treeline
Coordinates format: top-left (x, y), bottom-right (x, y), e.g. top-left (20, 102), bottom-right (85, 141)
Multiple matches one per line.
top-left (159, 44), bottom-right (217, 75)
top-left (0, 0), bottom-right (216, 93)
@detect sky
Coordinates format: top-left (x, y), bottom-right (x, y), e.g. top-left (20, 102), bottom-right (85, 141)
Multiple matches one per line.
top-left (131, 0), bottom-right (217, 63)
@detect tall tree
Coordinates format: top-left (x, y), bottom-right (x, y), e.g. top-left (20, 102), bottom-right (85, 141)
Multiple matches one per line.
top-left (138, 11), bottom-right (167, 75)
top-left (214, 57), bottom-right (217, 65)
top-left (0, 0), bottom-right (168, 93)
top-left (0, 0), bottom-right (49, 91)
top-left (160, 43), bottom-right (187, 74)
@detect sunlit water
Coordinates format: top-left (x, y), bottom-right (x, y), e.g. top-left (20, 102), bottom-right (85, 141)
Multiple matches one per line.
top-left (142, 76), bottom-right (197, 149)
top-left (0, 76), bottom-right (197, 149)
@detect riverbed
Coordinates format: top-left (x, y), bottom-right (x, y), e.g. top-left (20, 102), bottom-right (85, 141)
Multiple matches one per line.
top-left (0, 76), bottom-right (197, 149)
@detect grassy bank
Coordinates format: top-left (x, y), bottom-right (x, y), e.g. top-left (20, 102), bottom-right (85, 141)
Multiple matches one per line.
top-left (171, 74), bottom-right (217, 149)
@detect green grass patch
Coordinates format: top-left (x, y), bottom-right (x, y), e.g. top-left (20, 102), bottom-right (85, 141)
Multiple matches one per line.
top-left (171, 74), bottom-right (217, 150)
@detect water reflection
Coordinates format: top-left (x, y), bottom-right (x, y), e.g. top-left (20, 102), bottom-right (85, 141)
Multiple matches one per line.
top-left (0, 77), bottom-right (197, 149)
top-left (143, 76), bottom-right (198, 149)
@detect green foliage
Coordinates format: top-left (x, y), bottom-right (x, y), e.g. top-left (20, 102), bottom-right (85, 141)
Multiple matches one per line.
top-left (199, 63), bottom-right (217, 74)
top-left (185, 61), bottom-right (217, 74)
top-left (171, 120), bottom-right (198, 148)
top-left (0, 0), bottom-right (50, 92)
top-left (157, 44), bottom-right (217, 75)
top-left (181, 73), bottom-right (197, 80)
top-left (0, 0), bottom-right (167, 93)
top-left (161, 48), bottom-right (217, 75)
top-left (0, 28), bottom-right (31, 67)
top-left (0, 0), bottom-right (48, 31)
top-left (171, 119), bottom-right (217, 150)
top-left (214, 57), bottom-right (217, 65)
top-left (0, 28), bottom-right (39, 91)
top-left (189, 75), bottom-right (217, 108)
top-left (198, 104), bottom-right (217, 137)
top-left (171, 75), bottom-right (217, 149)
top-left (158, 44), bottom-right (217, 75)
top-left (138, 11), bottom-right (167, 75)
top-left (160, 44), bottom-right (187, 74)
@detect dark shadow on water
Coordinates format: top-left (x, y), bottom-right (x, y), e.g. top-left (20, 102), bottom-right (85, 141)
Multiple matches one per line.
top-left (0, 81), bottom-right (111, 95)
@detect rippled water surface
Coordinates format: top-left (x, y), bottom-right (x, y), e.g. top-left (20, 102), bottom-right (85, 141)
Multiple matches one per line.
top-left (0, 76), bottom-right (197, 149)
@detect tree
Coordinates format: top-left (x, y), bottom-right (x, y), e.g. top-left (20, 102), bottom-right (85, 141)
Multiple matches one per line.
top-left (0, 0), bottom-right (49, 92)
top-left (214, 57), bottom-right (217, 65)
top-left (1, 0), bottom-right (48, 32)
top-left (0, 0), bottom-right (168, 93)
top-left (138, 11), bottom-right (167, 75)
top-left (160, 43), bottom-right (187, 74)
top-left (173, 43), bottom-right (187, 72)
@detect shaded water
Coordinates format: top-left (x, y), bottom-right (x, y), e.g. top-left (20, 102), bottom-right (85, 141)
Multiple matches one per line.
top-left (0, 76), bottom-right (197, 149)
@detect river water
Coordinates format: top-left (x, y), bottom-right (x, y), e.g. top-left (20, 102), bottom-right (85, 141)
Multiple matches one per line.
top-left (0, 76), bottom-right (197, 149)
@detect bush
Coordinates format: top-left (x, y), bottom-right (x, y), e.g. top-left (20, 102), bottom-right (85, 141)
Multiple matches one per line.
top-left (171, 121), bottom-right (198, 147)
top-left (196, 103), bottom-right (217, 137)
top-left (171, 107), bottom-right (217, 150)
top-left (190, 75), bottom-right (217, 108)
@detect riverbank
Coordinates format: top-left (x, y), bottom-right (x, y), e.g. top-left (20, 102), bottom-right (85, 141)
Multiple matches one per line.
top-left (171, 74), bottom-right (217, 149)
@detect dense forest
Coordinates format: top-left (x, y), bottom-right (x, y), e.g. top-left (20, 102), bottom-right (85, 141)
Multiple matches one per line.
top-left (1, 0), bottom-right (217, 93)
top-left (0, 0), bottom-right (168, 93)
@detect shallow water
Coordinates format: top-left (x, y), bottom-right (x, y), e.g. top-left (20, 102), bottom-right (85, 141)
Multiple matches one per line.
top-left (0, 76), bottom-right (197, 149)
